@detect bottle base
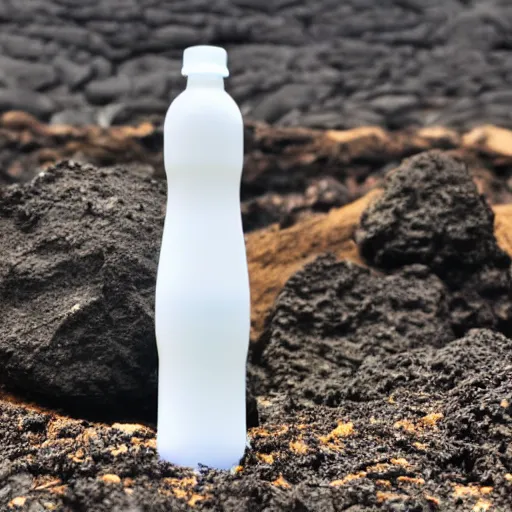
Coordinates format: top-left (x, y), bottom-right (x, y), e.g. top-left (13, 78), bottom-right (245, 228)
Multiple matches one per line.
top-left (158, 441), bottom-right (245, 471)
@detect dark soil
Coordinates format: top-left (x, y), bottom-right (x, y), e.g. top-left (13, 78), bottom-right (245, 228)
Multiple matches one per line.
top-left (1, 1), bottom-right (512, 131)
top-left (1, 150), bottom-right (511, 510)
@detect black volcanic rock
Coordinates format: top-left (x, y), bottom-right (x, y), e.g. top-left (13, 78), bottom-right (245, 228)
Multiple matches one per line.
top-left (357, 150), bottom-right (512, 335)
top-left (254, 151), bottom-right (512, 407)
top-left (253, 256), bottom-right (454, 405)
top-left (0, 160), bottom-right (259, 426)
top-left (345, 328), bottom-right (512, 401)
top-left (0, 161), bottom-right (165, 422)
top-left (356, 151), bottom-right (510, 276)
top-left (0, 152), bottom-right (511, 509)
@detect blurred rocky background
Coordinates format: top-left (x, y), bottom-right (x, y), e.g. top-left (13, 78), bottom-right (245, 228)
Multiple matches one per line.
top-left (1, 0), bottom-right (512, 210)
top-left (0, 0), bottom-right (511, 130)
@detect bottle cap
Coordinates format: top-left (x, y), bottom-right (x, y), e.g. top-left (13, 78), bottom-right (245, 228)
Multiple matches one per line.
top-left (182, 45), bottom-right (229, 77)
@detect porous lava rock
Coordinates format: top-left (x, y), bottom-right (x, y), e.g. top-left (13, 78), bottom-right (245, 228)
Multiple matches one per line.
top-left (356, 150), bottom-right (509, 275)
top-left (346, 328), bottom-right (512, 401)
top-left (254, 151), bottom-right (512, 406)
top-left (0, 161), bottom-right (165, 421)
top-left (356, 150), bottom-right (512, 336)
top-left (1, 150), bottom-right (512, 510)
top-left (252, 256), bottom-right (454, 405)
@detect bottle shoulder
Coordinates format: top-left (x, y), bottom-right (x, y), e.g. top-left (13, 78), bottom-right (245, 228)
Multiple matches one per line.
top-left (163, 87), bottom-right (243, 172)
top-left (165, 88), bottom-right (242, 126)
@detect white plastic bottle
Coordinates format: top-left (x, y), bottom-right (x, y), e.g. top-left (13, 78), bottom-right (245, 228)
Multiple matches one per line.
top-left (155, 45), bottom-right (250, 470)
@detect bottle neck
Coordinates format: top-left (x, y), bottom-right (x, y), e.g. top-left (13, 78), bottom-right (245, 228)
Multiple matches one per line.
top-left (186, 74), bottom-right (225, 89)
